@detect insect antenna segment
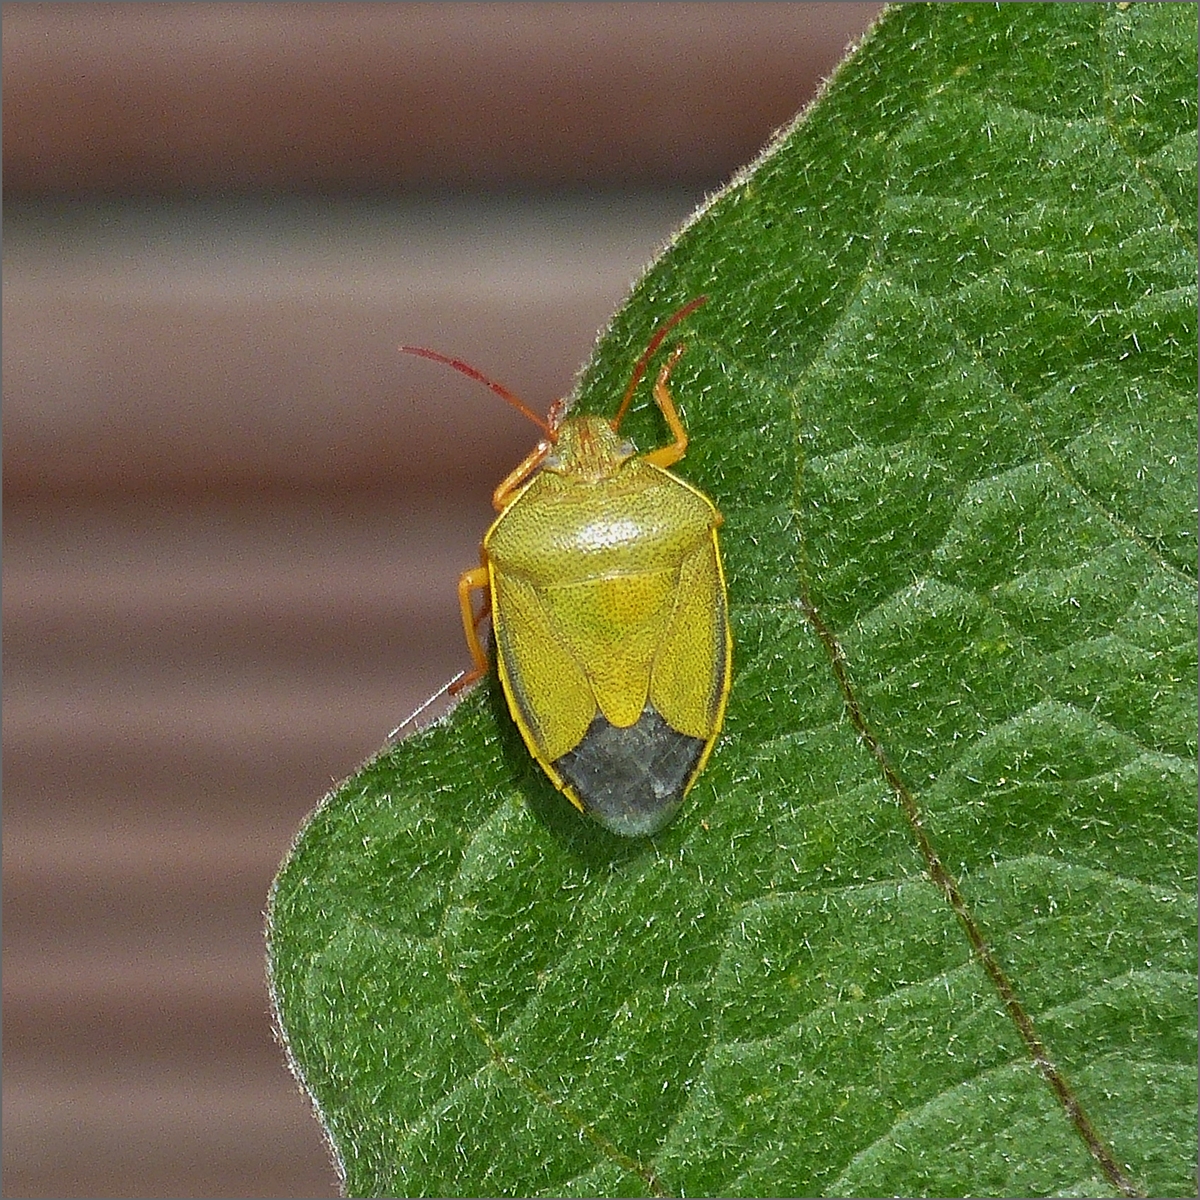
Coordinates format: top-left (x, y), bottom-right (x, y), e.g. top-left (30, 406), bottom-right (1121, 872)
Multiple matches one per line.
top-left (398, 345), bottom-right (555, 437)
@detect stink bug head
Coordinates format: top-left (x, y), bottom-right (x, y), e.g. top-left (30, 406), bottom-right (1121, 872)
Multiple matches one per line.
top-left (541, 416), bottom-right (636, 483)
top-left (401, 296), bottom-right (728, 837)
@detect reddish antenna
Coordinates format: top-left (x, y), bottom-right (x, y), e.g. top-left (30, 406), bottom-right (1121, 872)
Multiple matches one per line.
top-left (399, 345), bottom-right (554, 438)
top-left (611, 295), bottom-right (708, 431)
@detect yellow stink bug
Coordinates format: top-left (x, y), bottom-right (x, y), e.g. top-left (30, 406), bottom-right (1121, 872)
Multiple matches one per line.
top-left (402, 297), bottom-right (730, 836)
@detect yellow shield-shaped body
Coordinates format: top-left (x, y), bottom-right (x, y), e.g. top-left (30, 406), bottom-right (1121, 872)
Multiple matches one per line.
top-left (484, 436), bottom-right (731, 836)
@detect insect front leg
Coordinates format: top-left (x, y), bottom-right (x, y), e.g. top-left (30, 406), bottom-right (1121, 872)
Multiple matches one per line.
top-left (492, 439), bottom-right (552, 511)
top-left (451, 557), bottom-right (492, 693)
top-left (642, 344), bottom-right (690, 469)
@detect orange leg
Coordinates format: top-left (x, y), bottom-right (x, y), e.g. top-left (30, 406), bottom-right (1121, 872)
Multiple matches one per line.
top-left (492, 439), bottom-right (552, 511)
top-left (450, 560), bottom-right (491, 693)
top-left (641, 344), bottom-right (689, 469)
top-left (455, 435), bottom-right (553, 694)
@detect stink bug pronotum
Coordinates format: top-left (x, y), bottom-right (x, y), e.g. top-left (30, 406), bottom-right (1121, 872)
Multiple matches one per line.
top-left (402, 297), bottom-right (731, 836)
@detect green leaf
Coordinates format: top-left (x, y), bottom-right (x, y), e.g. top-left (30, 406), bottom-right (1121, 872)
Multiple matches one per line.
top-left (267, 5), bottom-right (1198, 1196)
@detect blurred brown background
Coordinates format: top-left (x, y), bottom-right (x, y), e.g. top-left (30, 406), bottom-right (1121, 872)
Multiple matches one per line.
top-left (2, 4), bottom-right (882, 1196)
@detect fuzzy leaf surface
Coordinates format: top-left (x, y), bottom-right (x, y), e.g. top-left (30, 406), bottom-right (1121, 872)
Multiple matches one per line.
top-left (268, 5), bottom-right (1198, 1196)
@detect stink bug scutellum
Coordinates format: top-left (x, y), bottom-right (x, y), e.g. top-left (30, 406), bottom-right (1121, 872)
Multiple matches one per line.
top-left (401, 297), bottom-right (731, 836)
